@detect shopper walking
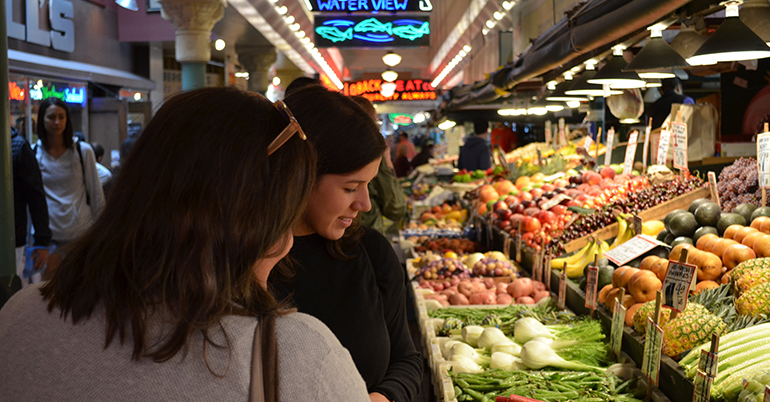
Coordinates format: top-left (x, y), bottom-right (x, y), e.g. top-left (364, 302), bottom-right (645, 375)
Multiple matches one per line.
top-left (0, 87), bottom-right (370, 402)
top-left (457, 119), bottom-right (492, 171)
top-left (34, 98), bottom-right (105, 250)
top-left (274, 85), bottom-right (423, 402)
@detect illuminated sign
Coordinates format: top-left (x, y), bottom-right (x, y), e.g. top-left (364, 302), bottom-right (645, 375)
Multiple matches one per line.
top-left (315, 16), bottom-right (430, 48)
top-left (9, 82), bottom-right (25, 101)
top-left (390, 113), bottom-right (413, 125)
top-left (342, 78), bottom-right (437, 102)
top-left (29, 82), bottom-right (86, 106)
top-left (308, 0), bottom-right (432, 12)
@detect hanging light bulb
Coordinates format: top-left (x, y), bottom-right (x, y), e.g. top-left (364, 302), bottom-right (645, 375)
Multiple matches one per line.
top-left (588, 46), bottom-right (646, 89)
top-left (438, 120), bottom-right (456, 130)
top-left (624, 25), bottom-right (690, 79)
top-left (565, 61), bottom-right (623, 96)
top-left (687, 1), bottom-right (770, 65)
top-left (381, 70), bottom-right (398, 82)
top-left (382, 51), bottom-right (402, 67)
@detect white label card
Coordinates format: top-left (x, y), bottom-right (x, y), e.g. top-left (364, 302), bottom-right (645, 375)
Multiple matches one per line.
top-left (611, 301), bottom-right (627, 359)
top-left (604, 128), bottom-right (615, 167)
top-left (693, 370), bottom-right (713, 402)
top-left (545, 121), bottom-right (553, 146)
top-left (504, 236), bottom-right (512, 259)
top-left (542, 194), bottom-right (572, 210)
top-left (662, 260), bottom-right (697, 312)
top-left (584, 135), bottom-right (594, 152)
top-left (708, 172), bottom-right (721, 208)
top-left (643, 125), bottom-right (651, 172)
top-left (585, 266), bottom-right (599, 309)
top-left (642, 317), bottom-right (663, 387)
top-left (657, 127), bottom-right (671, 166)
top-left (699, 349), bottom-right (719, 377)
top-left (758, 132), bottom-right (770, 189)
top-left (604, 235), bottom-right (665, 266)
top-left (671, 121), bottom-right (688, 170)
top-left (623, 130), bottom-right (639, 175)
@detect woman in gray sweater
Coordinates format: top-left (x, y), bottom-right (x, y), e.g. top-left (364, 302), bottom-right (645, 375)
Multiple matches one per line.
top-left (0, 87), bottom-right (370, 402)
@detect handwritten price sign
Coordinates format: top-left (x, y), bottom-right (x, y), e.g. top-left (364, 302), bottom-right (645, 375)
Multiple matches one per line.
top-left (671, 121), bottom-right (688, 170)
top-left (758, 132), bottom-right (770, 189)
top-left (662, 260), bottom-right (697, 312)
top-left (623, 130), bottom-right (639, 175)
top-left (657, 127), bottom-right (671, 166)
top-left (611, 299), bottom-right (627, 359)
top-left (642, 317), bottom-right (663, 386)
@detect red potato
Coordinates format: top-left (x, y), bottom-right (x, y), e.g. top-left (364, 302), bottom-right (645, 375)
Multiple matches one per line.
top-left (449, 293), bottom-right (469, 305)
top-left (424, 294), bottom-right (448, 303)
top-left (440, 288), bottom-right (457, 298)
top-left (496, 282), bottom-right (509, 295)
top-left (433, 282), bottom-right (445, 292)
top-left (496, 293), bottom-right (514, 305)
top-left (469, 293), bottom-right (496, 305)
top-left (458, 282), bottom-right (474, 297)
top-left (484, 277), bottom-right (496, 289)
top-left (532, 290), bottom-right (550, 302)
top-left (516, 296), bottom-right (536, 304)
top-left (449, 277), bottom-right (460, 286)
top-left (531, 281), bottom-right (546, 292)
top-left (508, 278), bottom-right (534, 299)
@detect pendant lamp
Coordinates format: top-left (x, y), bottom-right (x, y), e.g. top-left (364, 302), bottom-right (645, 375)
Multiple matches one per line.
top-left (588, 46), bottom-right (646, 89)
top-left (546, 73), bottom-right (589, 102)
top-left (740, 0), bottom-right (770, 46)
top-left (382, 51), bottom-right (402, 67)
top-left (687, 1), bottom-right (770, 66)
top-left (624, 27), bottom-right (690, 79)
top-left (565, 62), bottom-right (624, 97)
top-left (381, 70), bottom-right (398, 82)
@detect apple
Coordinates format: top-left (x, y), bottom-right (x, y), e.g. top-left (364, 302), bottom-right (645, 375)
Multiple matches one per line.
top-left (493, 201), bottom-right (509, 212)
top-left (722, 244), bottom-right (756, 270)
top-left (540, 183), bottom-right (556, 192)
top-left (542, 191), bottom-right (556, 199)
top-left (551, 205), bottom-right (568, 215)
top-left (504, 195), bottom-right (519, 208)
top-left (518, 192), bottom-right (533, 202)
top-left (612, 164), bottom-right (623, 174)
top-left (530, 188), bottom-right (544, 198)
top-left (514, 203), bottom-right (526, 214)
top-left (497, 208), bottom-right (513, 221)
top-left (536, 210), bottom-right (556, 225)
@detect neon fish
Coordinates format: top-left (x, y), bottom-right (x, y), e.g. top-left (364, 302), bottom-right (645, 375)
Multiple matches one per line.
top-left (315, 26), bottom-right (354, 42)
top-left (354, 18), bottom-right (393, 35)
top-left (392, 22), bottom-right (429, 41)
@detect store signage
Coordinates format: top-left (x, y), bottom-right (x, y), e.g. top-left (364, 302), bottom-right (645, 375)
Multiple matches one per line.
top-left (342, 78), bottom-right (436, 102)
top-left (29, 83), bottom-right (86, 106)
top-left (6, 0), bottom-right (75, 53)
top-left (308, 0), bottom-right (432, 12)
top-left (390, 113), bottom-right (412, 125)
top-left (8, 82), bottom-right (25, 101)
top-left (315, 16), bottom-right (430, 48)
top-left (662, 260), bottom-right (696, 312)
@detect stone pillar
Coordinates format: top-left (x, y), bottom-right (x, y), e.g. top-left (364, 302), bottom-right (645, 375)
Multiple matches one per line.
top-left (159, 0), bottom-right (226, 91)
top-left (237, 46), bottom-right (278, 95)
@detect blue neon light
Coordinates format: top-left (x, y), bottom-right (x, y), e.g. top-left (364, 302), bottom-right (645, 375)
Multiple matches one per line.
top-left (316, 0), bottom-right (410, 12)
top-left (315, 17), bottom-right (429, 44)
top-left (323, 19), bottom-right (355, 27)
top-left (353, 34), bottom-right (393, 42)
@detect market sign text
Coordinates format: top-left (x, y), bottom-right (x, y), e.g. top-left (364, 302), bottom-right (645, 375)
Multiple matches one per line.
top-left (6, 0), bottom-right (75, 52)
top-left (29, 84), bottom-right (86, 106)
top-left (343, 78), bottom-right (436, 102)
top-left (9, 82), bottom-right (25, 101)
top-left (315, 16), bottom-right (430, 48)
top-left (309, 0), bottom-right (432, 12)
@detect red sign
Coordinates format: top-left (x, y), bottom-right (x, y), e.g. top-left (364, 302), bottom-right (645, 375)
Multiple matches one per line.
top-left (342, 78), bottom-right (437, 102)
top-left (9, 82), bottom-right (24, 101)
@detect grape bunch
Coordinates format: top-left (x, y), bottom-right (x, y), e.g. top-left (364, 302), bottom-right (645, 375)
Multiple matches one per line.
top-left (718, 157), bottom-right (761, 212)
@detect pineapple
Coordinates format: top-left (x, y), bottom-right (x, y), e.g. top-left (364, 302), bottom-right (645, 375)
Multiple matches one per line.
top-left (736, 282), bottom-right (770, 317)
top-left (736, 268), bottom-right (770, 295)
top-left (730, 258), bottom-right (770, 283)
top-left (633, 301), bottom-right (708, 333)
top-left (662, 310), bottom-right (726, 357)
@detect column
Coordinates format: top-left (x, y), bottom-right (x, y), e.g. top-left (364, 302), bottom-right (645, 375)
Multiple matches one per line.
top-left (237, 46), bottom-right (278, 95)
top-left (159, 0), bottom-right (226, 91)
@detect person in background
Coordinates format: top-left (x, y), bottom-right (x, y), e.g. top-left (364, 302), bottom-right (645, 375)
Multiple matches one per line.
top-left (410, 141), bottom-right (434, 169)
top-left (490, 121), bottom-right (516, 153)
top-left (647, 77), bottom-right (695, 129)
top-left (274, 85), bottom-right (423, 402)
top-left (350, 96), bottom-right (407, 235)
top-left (284, 76), bottom-right (322, 97)
top-left (34, 98), bottom-right (105, 251)
top-left (393, 141), bottom-right (412, 178)
top-left (89, 142), bottom-right (113, 187)
top-left (11, 125), bottom-right (51, 287)
top-left (457, 119), bottom-right (492, 171)
top-left (0, 87), bottom-right (370, 401)
top-left (397, 131), bottom-right (416, 161)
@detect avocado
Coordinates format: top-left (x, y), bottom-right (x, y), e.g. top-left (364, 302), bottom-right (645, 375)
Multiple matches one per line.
top-left (671, 236), bottom-right (694, 248)
top-left (689, 198), bottom-right (712, 214)
top-left (657, 229), bottom-right (669, 242)
top-left (664, 209), bottom-right (688, 232)
top-left (648, 246), bottom-right (671, 259)
top-left (598, 266), bottom-right (613, 289)
top-left (597, 258), bottom-right (610, 268)
top-left (664, 233), bottom-right (676, 245)
top-left (669, 212), bottom-right (698, 237)
top-left (695, 202), bottom-right (721, 227)
top-left (693, 226), bottom-right (718, 245)
top-left (717, 213), bottom-right (748, 236)
top-left (628, 256), bottom-right (643, 268)
top-left (751, 206), bottom-right (770, 222)
top-left (734, 203), bottom-right (758, 224)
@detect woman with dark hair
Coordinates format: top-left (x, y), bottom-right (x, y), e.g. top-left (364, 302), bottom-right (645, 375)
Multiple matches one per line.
top-left (34, 97), bottom-right (105, 246)
top-left (273, 86), bottom-right (423, 402)
top-left (0, 87), bottom-right (370, 401)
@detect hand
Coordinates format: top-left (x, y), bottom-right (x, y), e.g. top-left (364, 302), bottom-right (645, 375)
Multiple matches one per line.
top-left (32, 248), bottom-right (50, 271)
top-left (369, 392), bottom-right (390, 402)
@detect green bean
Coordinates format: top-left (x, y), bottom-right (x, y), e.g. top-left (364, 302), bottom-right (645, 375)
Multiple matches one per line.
top-left (454, 386), bottom-right (463, 397)
top-left (463, 388), bottom-right (485, 401)
top-left (456, 379), bottom-right (471, 388)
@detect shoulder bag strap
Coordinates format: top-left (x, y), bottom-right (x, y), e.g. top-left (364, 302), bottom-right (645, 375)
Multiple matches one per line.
top-left (74, 140), bottom-right (90, 206)
top-left (250, 315), bottom-right (279, 402)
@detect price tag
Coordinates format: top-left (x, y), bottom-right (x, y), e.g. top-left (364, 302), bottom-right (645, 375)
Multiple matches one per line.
top-left (611, 300), bottom-right (627, 359)
top-left (643, 124), bottom-right (651, 172)
top-left (642, 317), bottom-right (664, 386)
top-left (698, 349), bottom-right (719, 377)
top-left (583, 135), bottom-right (594, 152)
top-left (504, 235), bottom-right (512, 260)
top-left (758, 132), bottom-right (770, 189)
top-left (585, 266), bottom-right (599, 310)
top-left (533, 250), bottom-right (543, 283)
top-left (536, 150), bottom-right (543, 166)
top-left (671, 121), bottom-right (688, 170)
top-left (708, 172), bottom-right (721, 208)
top-left (764, 385), bottom-right (770, 402)
top-left (604, 235), bottom-right (665, 266)
top-left (543, 255), bottom-right (552, 290)
top-left (515, 221), bottom-right (522, 263)
top-left (633, 215), bottom-right (643, 237)
top-left (604, 127), bottom-right (615, 167)
top-left (657, 126), bottom-right (671, 166)
top-left (662, 260), bottom-right (697, 312)
top-left (692, 370), bottom-right (713, 402)
top-left (542, 194), bottom-right (572, 210)
top-left (558, 118), bottom-right (567, 147)
top-left (558, 269), bottom-right (567, 310)
top-left (623, 130), bottom-right (639, 175)
top-left (545, 121), bottom-right (552, 146)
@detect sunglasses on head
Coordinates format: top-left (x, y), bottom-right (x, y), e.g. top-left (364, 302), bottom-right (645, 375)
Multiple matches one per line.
top-left (267, 100), bottom-right (307, 156)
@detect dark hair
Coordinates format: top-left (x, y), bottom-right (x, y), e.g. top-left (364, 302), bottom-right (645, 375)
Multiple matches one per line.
top-left (349, 95), bottom-right (377, 121)
top-left (284, 76), bottom-right (321, 97)
top-left (284, 85), bottom-right (387, 258)
top-left (91, 142), bottom-right (105, 160)
top-left (37, 97), bottom-right (74, 150)
top-left (661, 77), bottom-right (681, 93)
top-left (474, 119), bottom-right (489, 134)
top-left (41, 87), bottom-right (316, 369)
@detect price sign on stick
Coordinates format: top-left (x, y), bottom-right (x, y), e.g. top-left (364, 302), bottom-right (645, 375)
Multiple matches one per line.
top-left (758, 131), bottom-right (770, 194)
top-left (585, 265), bottom-right (599, 310)
top-left (558, 118), bottom-right (567, 147)
top-left (708, 172), bottom-right (721, 208)
top-left (545, 121), bottom-right (553, 146)
top-left (595, 127), bottom-right (602, 162)
top-left (671, 121), bottom-right (688, 171)
top-left (515, 221), bottom-right (522, 263)
top-left (693, 370), bottom-right (714, 402)
top-left (583, 135), bottom-right (594, 152)
top-left (642, 316), bottom-right (664, 387)
top-left (604, 235), bottom-right (665, 267)
top-left (558, 266), bottom-right (567, 310)
top-left (533, 250), bottom-right (543, 283)
top-left (764, 385), bottom-right (770, 402)
top-left (662, 257), bottom-right (697, 312)
top-left (504, 235), bottom-right (512, 260)
top-left (610, 289), bottom-right (627, 360)
top-left (604, 127), bottom-right (615, 167)
top-left (623, 130), bottom-right (639, 175)
top-left (657, 125), bottom-right (671, 166)
top-left (643, 119), bottom-right (652, 172)
top-left (543, 255), bottom-right (552, 290)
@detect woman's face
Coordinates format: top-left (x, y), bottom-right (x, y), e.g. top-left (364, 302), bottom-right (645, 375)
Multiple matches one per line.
top-left (44, 105), bottom-right (67, 138)
top-left (253, 231), bottom-right (294, 288)
top-left (295, 158), bottom-right (381, 240)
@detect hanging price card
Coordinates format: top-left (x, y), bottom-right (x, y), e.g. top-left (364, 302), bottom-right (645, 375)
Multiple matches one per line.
top-left (558, 269), bottom-right (567, 310)
top-left (642, 317), bottom-right (664, 386)
top-left (699, 349), bottom-right (719, 377)
top-left (657, 127), bottom-right (671, 166)
top-left (583, 135), bottom-right (594, 152)
top-left (671, 121), bottom-right (688, 170)
top-left (504, 235), bottom-right (512, 260)
top-left (604, 235), bottom-right (666, 267)
top-left (611, 300), bottom-right (627, 359)
top-left (643, 123), bottom-right (651, 172)
top-left (585, 265), bottom-right (599, 310)
top-left (543, 255), bottom-right (552, 290)
top-left (545, 121), bottom-right (553, 146)
top-left (559, 118), bottom-right (567, 147)
top-left (533, 251), bottom-right (543, 283)
top-left (693, 370), bottom-right (713, 402)
top-left (604, 128), bottom-right (615, 167)
top-left (623, 130), bottom-right (639, 175)
top-left (708, 172), bottom-right (721, 208)
top-left (764, 385), bottom-right (770, 402)
top-left (515, 221), bottom-right (522, 263)
top-left (662, 260), bottom-right (697, 312)
top-left (758, 132), bottom-right (770, 189)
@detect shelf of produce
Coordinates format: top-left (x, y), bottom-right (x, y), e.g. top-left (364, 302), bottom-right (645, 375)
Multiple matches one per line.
top-left (563, 187), bottom-right (711, 253)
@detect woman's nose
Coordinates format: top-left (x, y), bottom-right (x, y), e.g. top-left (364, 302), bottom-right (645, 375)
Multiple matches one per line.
top-left (353, 187), bottom-right (371, 212)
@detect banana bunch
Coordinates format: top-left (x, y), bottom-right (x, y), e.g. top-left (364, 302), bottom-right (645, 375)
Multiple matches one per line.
top-left (552, 238), bottom-right (610, 278)
top-left (608, 213), bottom-right (635, 250)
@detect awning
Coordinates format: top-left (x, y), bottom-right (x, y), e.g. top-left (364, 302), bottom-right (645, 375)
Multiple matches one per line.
top-left (8, 49), bottom-right (156, 91)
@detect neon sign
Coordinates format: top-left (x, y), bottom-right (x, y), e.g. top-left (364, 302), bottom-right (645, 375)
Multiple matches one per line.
top-left (309, 0), bottom-right (432, 12)
top-left (315, 16), bottom-right (430, 48)
top-left (390, 113), bottom-right (413, 125)
top-left (343, 78), bottom-right (437, 102)
top-left (29, 83), bottom-right (86, 106)
top-left (9, 82), bottom-right (25, 101)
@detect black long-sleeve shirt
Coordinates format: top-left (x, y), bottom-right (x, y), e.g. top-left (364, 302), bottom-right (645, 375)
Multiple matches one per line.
top-left (272, 227), bottom-right (423, 402)
top-left (11, 132), bottom-right (51, 247)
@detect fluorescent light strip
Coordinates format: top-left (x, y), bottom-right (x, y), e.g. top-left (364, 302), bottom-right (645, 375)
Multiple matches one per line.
top-left (429, 0), bottom-right (489, 72)
top-left (431, 46), bottom-right (471, 87)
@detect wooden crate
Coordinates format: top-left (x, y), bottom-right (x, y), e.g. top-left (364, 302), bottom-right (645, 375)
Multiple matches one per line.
top-left (563, 187), bottom-right (711, 253)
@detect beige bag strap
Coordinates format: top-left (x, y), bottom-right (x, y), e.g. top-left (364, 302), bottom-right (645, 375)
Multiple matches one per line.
top-left (249, 315), bottom-right (279, 402)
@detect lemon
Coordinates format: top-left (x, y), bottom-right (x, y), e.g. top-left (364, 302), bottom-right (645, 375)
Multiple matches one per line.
top-left (642, 220), bottom-right (665, 237)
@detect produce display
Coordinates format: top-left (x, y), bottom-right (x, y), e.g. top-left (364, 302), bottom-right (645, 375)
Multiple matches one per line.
top-left (717, 157), bottom-right (762, 212)
top-left (418, 277), bottom-right (546, 306)
top-left (452, 166), bottom-right (505, 183)
top-left (411, 237), bottom-right (480, 254)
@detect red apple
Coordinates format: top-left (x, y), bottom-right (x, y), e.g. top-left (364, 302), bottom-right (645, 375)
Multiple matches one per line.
top-left (540, 183), bottom-right (556, 192)
top-left (514, 203), bottom-right (526, 214)
top-left (497, 208), bottom-right (513, 221)
top-left (529, 188), bottom-right (544, 198)
top-left (553, 178), bottom-right (569, 188)
top-left (493, 201), bottom-right (509, 212)
top-left (518, 192), bottom-right (533, 202)
top-left (601, 167), bottom-right (616, 179)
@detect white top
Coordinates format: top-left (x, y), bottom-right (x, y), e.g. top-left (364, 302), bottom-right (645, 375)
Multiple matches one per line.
top-left (0, 283), bottom-right (371, 402)
top-left (96, 162), bottom-right (113, 185)
top-left (35, 140), bottom-right (105, 243)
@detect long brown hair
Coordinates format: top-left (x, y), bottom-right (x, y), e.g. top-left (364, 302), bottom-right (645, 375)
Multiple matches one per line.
top-left (41, 87), bottom-right (316, 366)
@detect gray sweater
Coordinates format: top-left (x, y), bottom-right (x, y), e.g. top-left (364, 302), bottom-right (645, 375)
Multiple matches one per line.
top-left (0, 284), bottom-right (370, 401)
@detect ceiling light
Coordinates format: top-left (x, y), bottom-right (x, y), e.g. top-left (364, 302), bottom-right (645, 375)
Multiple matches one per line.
top-left (214, 39), bottom-right (225, 51)
top-left (624, 26), bottom-right (690, 79)
top-left (687, 1), bottom-right (770, 65)
top-left (301, 37), bottom-right (310, 44)
top-left (272, 77), bottom-right (281, 86)
top-left (565, 62), bottom-right (624, 96)
top-left (276, 5), bottom-right (288, 14)
top-left (133, 92), bottom-right (141, 101)
top-left (526, 106), bottom-right (548, 116)
top-left (502, 1), bottom-right (513, 10)
top-left (494, 11), bottom-right (504, 20)
top-left (438, 120), bottom-right (456, 130)
top-left (413, 113), bottom-right (426, 124)
top-left (382, 51), bottom-right (402, 67)
top-left (620, 118), bottom-right (640, 124)
top-left (290, 23), bottom-right (300, 31)
top-left (588, 46), bottom-right (646, 89)
top-left (546, 81), bottom-right (589, 102)
top-left (482, 28), bottom-right (489, 35)
top-left (566, 100), bottom-right (581, 108)
top-left (115, 0), bottom-right (138, 11)
top-left (381, 81), bottom-right (397, 92)
top-left (545, 104), bottom-right (564, 112)
top-left (459, 50), bottom-right (467, 57)
top-left (284, 15), bottom-right (295, 24)
top-left (486, 20), bottom-right (496, 29)
top-left (463, 45), bottom-right (471, 52)
top-left (296, 30), bottom-right (306, 38)
top-left (645, 79), bottom-right (662, 87)
top-left (741, 0), bottom-right (770, 46)
top-left (381, 70), bottom-right (398, 82)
